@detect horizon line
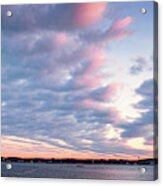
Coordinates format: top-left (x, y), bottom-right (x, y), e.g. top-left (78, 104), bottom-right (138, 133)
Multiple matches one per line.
top-left (1, 156), bottom-right (157, 161)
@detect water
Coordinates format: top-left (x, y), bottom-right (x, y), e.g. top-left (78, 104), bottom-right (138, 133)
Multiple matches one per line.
top-left (1, 163), bottom-right (155, 181)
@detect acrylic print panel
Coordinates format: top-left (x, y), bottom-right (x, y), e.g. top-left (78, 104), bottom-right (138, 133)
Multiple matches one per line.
top-left (1, 1), bottom-right (158, 180)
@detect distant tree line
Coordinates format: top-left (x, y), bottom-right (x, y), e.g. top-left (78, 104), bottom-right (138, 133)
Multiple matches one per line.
top-left (1, 157), bottom-right (158, 165)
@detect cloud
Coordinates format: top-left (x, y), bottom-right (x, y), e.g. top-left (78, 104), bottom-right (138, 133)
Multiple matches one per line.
top-left (121, 119), bottom-right (153, 139)
top-left (79, 16), bottom-right (133, 45)
top-left (106, 16), bottom-right (133, 40)
top-left (2, 4), bottom-right (70, 33)
top-left (80, 99), bottom-right (107, 111)
top-left (129, 57), bottom-right (147, 75)
top-left (2, 5), bottom-right (133, 51)
top-left (1, 3), bottom-right (108, 33)
top-left (53, 32), bottom-right (69, 46)
top-left (120, 79), bottom-right (155, 150)
top-left (136, 79), bottom-right (153, 98)
top-left (103, 83), bottom-right (122, 101)
top-left (76, 46), bottom-right (109, 88)
top-left (111, 16), bottom-right (133, 30)
top-left (73, 2), bottom-right (108, 27)
top-left (126, 137), bottom-right (153, 151)
top-left (85, 46), bottom-right (107, 73)
top-left (129, 65), bottom-right (143, 75)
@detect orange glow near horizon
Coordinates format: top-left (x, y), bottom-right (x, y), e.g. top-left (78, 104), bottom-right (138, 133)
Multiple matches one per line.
top-left (1, 135), bottom-right (153, 161)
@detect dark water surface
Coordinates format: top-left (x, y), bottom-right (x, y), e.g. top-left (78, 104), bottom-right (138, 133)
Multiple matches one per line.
top-left (1, 162), bottom-right (155, 181)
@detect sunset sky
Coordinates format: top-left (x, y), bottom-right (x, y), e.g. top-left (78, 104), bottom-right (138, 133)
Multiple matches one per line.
top-left (1, 1), bottom-right (155, 160)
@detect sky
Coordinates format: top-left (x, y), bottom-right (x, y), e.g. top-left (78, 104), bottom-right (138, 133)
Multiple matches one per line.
top-left (1, 1), bottom-right (156, 160)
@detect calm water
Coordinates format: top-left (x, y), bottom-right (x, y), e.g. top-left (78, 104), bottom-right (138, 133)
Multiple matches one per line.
top-left (1, 162), bottom-right (156, 181)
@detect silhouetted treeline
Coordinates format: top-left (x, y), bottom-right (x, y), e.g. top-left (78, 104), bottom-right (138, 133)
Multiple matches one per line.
top-left (1, 157), bottom-right (158, 165)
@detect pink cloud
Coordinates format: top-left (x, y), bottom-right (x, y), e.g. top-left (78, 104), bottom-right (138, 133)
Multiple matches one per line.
top-left (77, 74), bottom-right (103, 89)
top-left (73, 2), bottom-right (108, 27)
top-left (76, 46), bottom-right (108, 88)
top-left (53, 32), bottom-right (68, 46)
top-left (104, 83), bottom-right (124, 100)
top-left (106, 16), bottom-right (133, 40)
top-left (112, 16), bottom-right (133, 30)
top-left (80, 99), bottom-right (105, 111)
top-left (107, 107), bottom-right (123, 124)
top-left (85, 46), bottom-right (107, 74)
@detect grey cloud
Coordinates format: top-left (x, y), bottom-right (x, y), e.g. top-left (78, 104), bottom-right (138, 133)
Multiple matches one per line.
top-left (2, 4), bottom-right (72, 33)
top-left (129, 57), bottom-right (148, 75)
